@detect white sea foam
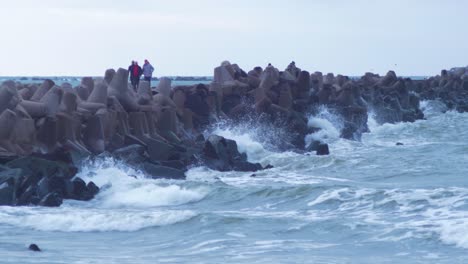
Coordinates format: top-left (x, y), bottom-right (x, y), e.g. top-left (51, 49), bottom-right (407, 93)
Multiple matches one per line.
top-left (227, 232), bottom-right (247, 238)
top-left (420, 100), bottom-right (448, 117)
top-left (211, 127), bottom-right (269, 163)
top-left (436, 215), bottom-right (468, 248)
top-left (206, 125), bottom-right (304, 171)
top-left (77, 157), bottom-right (208, 208)
top-left (252, 240), bottom-right (337, 250)
top-left (0, 206), bottom-right (196, 232)
top-left (305, 107), bottom-right (343, 146)
top-left (306, 186), bottom-right (468, 248)
top-left (367, 111), bottom-right (380, 132)
top-left (0, 157), bottom-right (207, 232)
top-left (305, 117), bottom-right (340, 144)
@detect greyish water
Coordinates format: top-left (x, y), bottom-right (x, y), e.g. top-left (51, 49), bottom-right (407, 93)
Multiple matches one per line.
top-left (1, 92), bottom-right (467, 262)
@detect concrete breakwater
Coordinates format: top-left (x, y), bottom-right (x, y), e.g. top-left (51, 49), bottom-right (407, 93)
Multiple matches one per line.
top-left (1, 61), bottom-right (467, 207)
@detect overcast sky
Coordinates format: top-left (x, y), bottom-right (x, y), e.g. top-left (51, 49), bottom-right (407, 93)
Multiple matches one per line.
top-left (0, 0), bottom-right (467, 77)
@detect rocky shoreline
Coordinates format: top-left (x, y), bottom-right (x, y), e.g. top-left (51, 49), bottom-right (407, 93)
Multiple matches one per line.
top-left (1, 62), bottom-right (467, 207)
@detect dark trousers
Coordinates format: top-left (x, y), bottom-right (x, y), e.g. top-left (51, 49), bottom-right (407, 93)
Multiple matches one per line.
top-left (144, 76), bottom-right (152, 87)
top-left (130, 77), bottom-right (140, 91)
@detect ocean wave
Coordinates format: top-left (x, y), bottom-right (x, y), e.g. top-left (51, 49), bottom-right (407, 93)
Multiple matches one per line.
top-left (305, 106), bottom-right (343, 145)
top-left (306, 186), bottom-right (468, 248)
top-left (0, 206), bottom-right (196, 232)
top-left (210, 127), bottom-right (270, 163)
top-left (77, 157), bottom-right (209, 208)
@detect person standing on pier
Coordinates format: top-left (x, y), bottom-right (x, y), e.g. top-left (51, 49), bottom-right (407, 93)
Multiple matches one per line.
top-left (142, 59), bottom-right (155, 86)
top-left (128, 61), bottom-right (143, 91)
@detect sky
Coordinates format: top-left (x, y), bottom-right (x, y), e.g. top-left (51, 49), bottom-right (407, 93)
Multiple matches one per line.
top-left (0, 0), bottom-right (467, 77)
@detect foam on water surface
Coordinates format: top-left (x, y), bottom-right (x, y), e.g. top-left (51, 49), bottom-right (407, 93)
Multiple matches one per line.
top-left (1, 100), bottom-right (468, 263)
top-left (78, 157), bottom-right (209, 208)
top-left (0, 206), bottom-right (196, 232)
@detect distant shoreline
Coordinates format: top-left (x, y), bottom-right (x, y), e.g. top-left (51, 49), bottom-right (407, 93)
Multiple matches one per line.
top-left (0, 76), bottom-right (213, 81)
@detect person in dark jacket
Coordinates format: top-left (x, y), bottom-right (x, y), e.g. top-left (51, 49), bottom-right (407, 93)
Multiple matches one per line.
top-left (128, 61), bottom-right (143, 91)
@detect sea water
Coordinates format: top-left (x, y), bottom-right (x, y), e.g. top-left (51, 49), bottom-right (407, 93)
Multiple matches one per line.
top-left (1, 100), bottom-right (467, 263)
top-left (0, 77), bottom-right (211, 88)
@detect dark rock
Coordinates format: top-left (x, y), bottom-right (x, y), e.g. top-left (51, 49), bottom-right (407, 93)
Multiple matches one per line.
top-left (146, 138), bottom-right (174, 161)
top-left (37, 177), bottom-right (50, 198)
top-left (202, 135), bottom-right (270, 172)
top-left (222, 94), bottom-right (242, 114)
top-left (186, 86), bottom-right (210, 117)
top-left (0, 168), bottom-right (23, 205)
top-left (159, 160), bottom-right (186, 170)
top-left (86, 181), bottom-right (99, 198)
top-left (71, 177), bottom-right (87, 199)
top-left (16, 185), bottom-right (39, 206)
top-left (306, 140), bottom-right (321, 152)
top-left (69, 178), bottom-right (99, 201)
top-left (113, 144), bottom-right (146, 157)
top-left (0, 151), bottom-right (19, 164)
top-left (195, 134), bottom-right (205, 142)
top-left (28, 244), bottom-right (41, 252)
top-left (142, 162), bottom-right (186, 180)
top-left (233, 161), bottom-right (263, 172)
top-left (17, 172), bottom-right (42, 200)
top-left (107, 133), bottom-right (126, 151)
top-left (6, 156), bottom-right (77, 180)
top-left (38, 192), bottom-right (63, 207)
top-left (204, 135), bottom-right (238, 161)
top-left (316, 143), bottom-right (330, 156)
top-left (48, 176), bottom-right (70, 197)
top-left (31, 151), bottom-right (74, 166)
top-left (0, 185), bottom-right (15, 206)
top-left (124, 135), bottom-right (147, 148)
top-left (0, 168), bottom-right (22, 187)
top-left (203, 159), bottom-right (229, 172)
top-left (113, 144), bottom-right (148, 164)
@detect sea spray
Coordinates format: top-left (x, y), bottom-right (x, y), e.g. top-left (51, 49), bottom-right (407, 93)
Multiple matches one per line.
top-left (2, 100), bottom-right (468, 262)
top-left (77, 157), bottom-right (209, 208)
top-left (305, 107), bottom-right (343, 144)
top-left (0, 157), bottom-right (210, 232)
top-left (204, 115), bottom-right (298, 153)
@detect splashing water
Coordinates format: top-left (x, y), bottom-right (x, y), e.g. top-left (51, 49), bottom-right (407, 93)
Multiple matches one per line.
top-left (305, 106), bottom-right (343, 146)
top-left (78, 157), bottom-right (208, 208)
top-left (1, 100), bottom-right (468, 263)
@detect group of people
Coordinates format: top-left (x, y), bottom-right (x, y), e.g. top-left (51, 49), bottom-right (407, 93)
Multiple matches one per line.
top-left (128, 60), bottom-right (155, 90)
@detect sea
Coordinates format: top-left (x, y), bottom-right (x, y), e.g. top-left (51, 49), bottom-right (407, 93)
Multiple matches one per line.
top-left (0, 78), bottom-right (467, 263)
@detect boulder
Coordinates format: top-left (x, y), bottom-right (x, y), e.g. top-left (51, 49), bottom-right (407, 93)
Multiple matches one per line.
top-left (28, 244), bottom-right (41, 252)
top-left (87, 79), bottom-right (108, 104)
top-left (30, 80), bottom-right (54, 102)
top-left (156, 77), bottom-right (172, 97)
top-left (112, 144), bottom-right (148, 164)
top-left (0, 82), bottom-right (19, 113)
top-left (0, 184), bottom-right (15, 205)
top-left (86, 181), bottom-right (99, 198)
top-left (69, 178), bottom-right (99, 201)
top-left (146, 138), bottom-right (174, 161)
top-left (0, 109), bottom-right (17, 140)
top-left (16, 185), bottom-right (39, 206)
top-left (203, 135), bottom-right (265, 172)
top-left (38, 192), bottom-right (63, 207)
top-left (142, 162), bottom-right (186, 180)
top-left (71, 177), bottom-right (87, 199)
top-left (316, 143), bottom-right (330, 155)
